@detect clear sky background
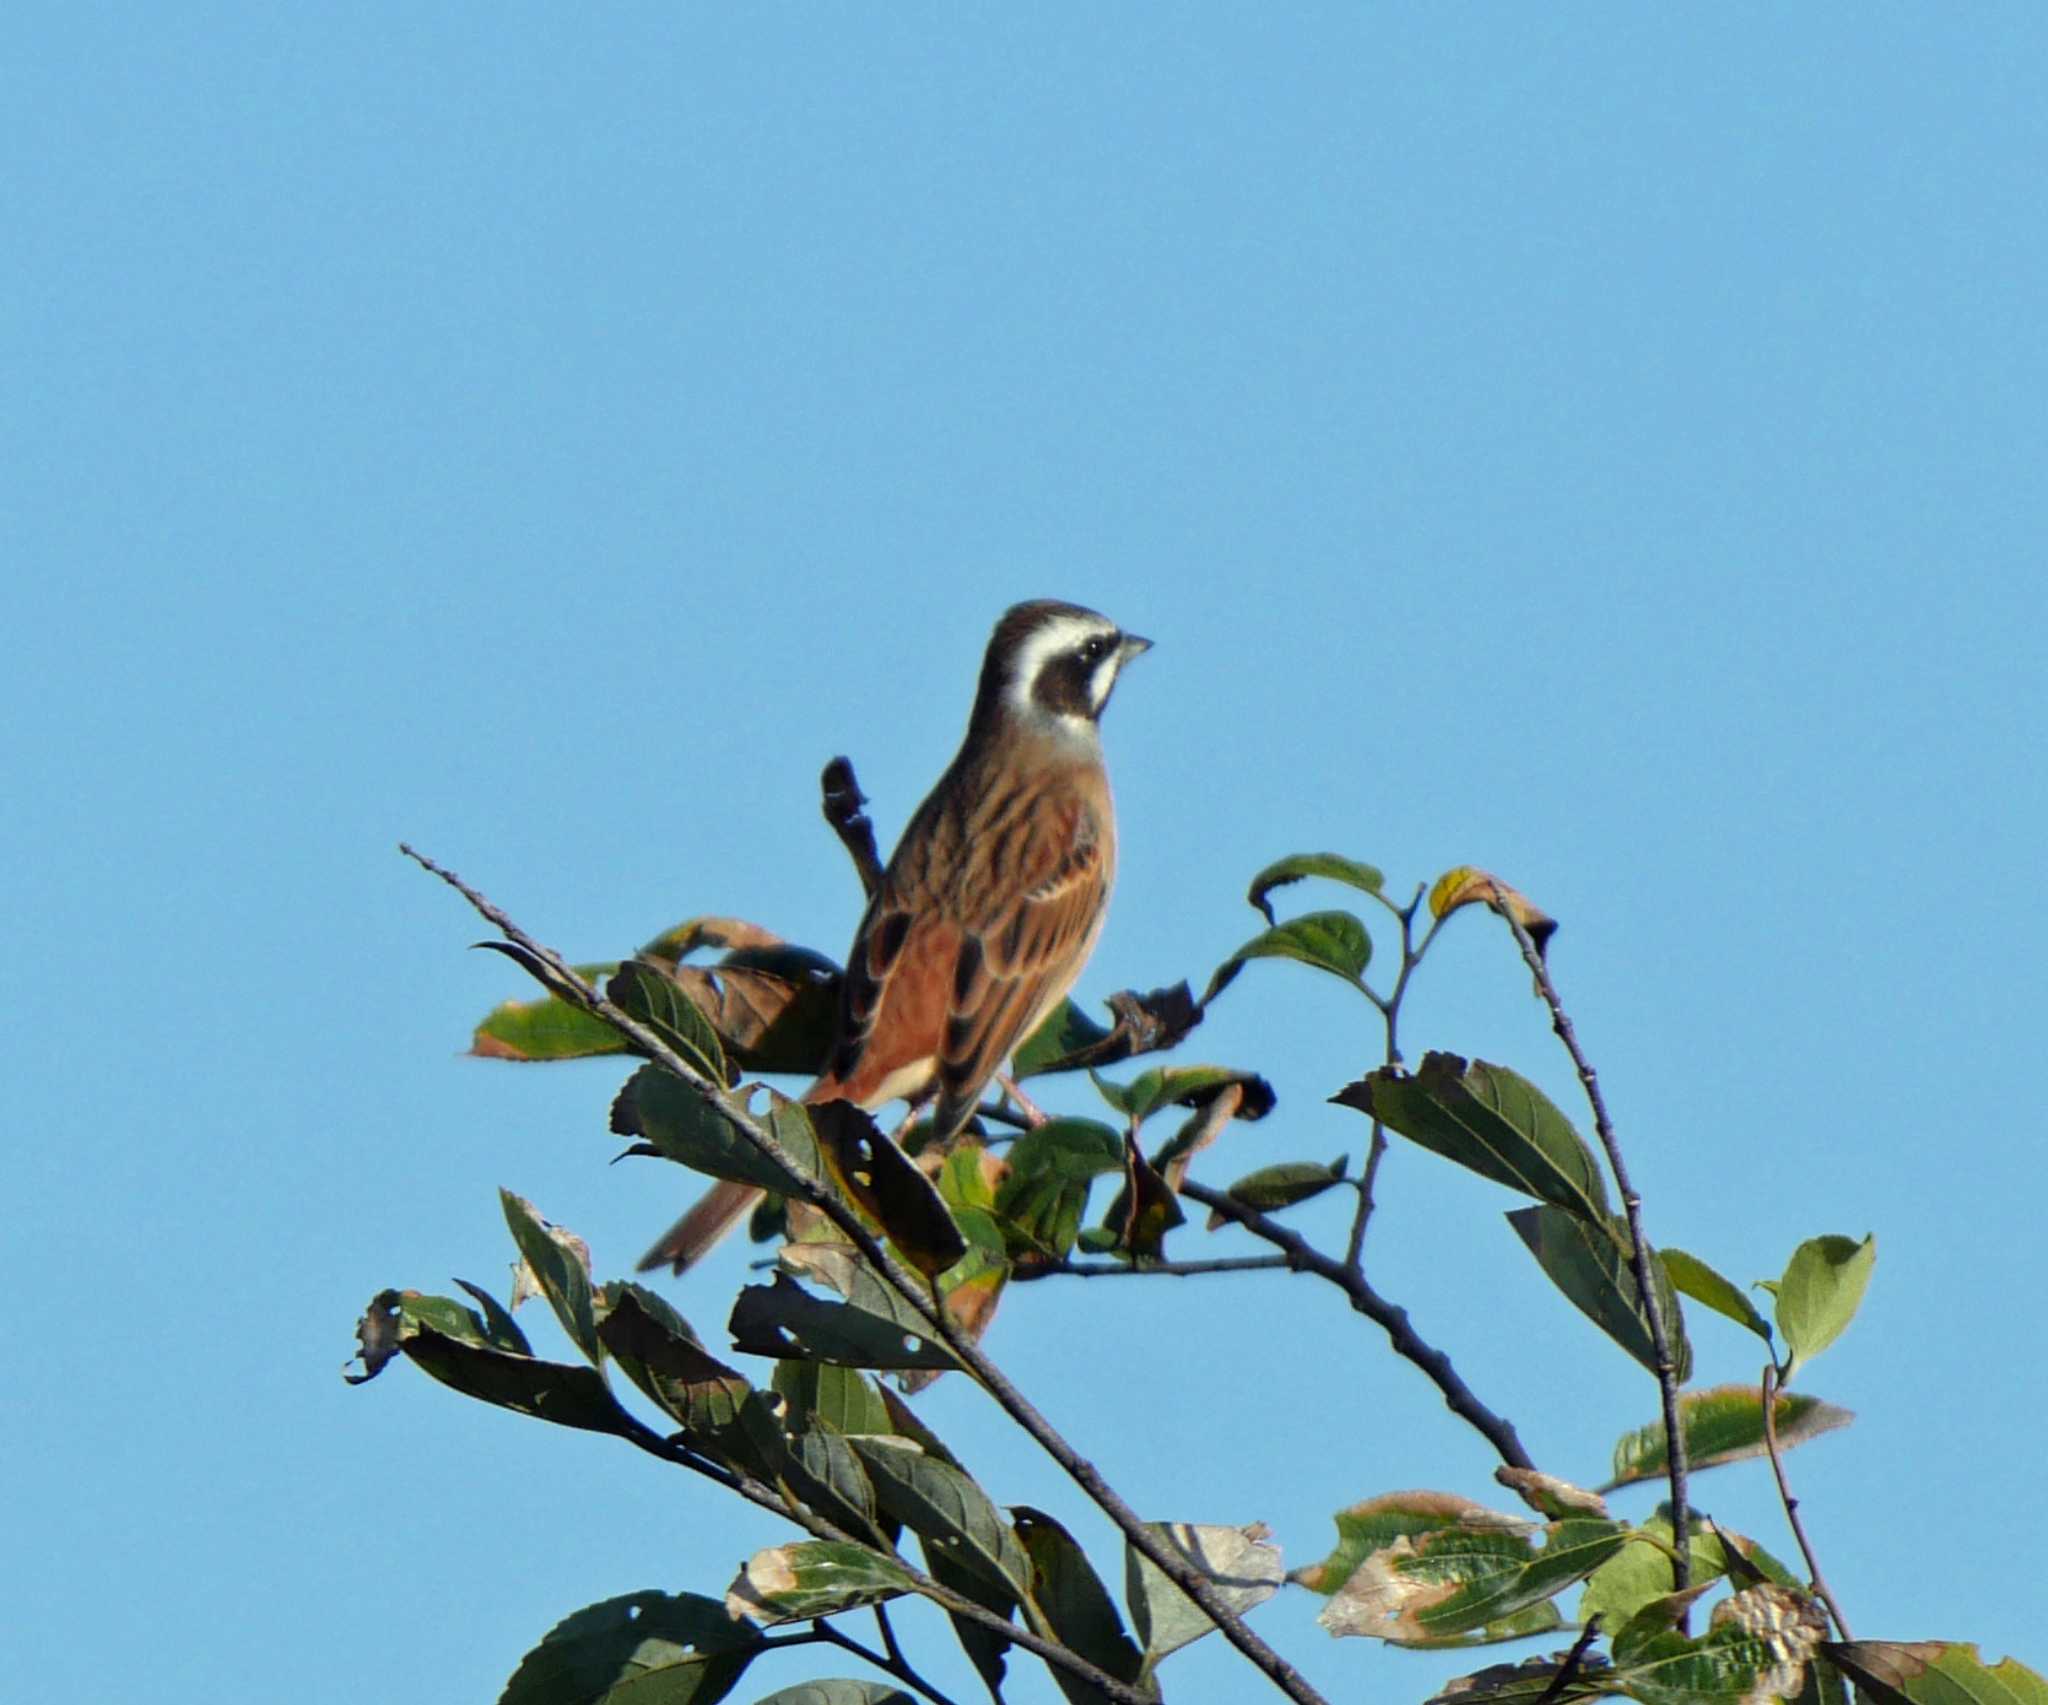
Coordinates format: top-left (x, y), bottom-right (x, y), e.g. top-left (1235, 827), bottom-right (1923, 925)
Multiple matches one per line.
top-left (6, 7), bottom-right (2044, 1702)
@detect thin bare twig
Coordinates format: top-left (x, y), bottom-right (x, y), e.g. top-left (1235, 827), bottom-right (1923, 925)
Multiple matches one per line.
top-left (1534, 1613), bottom-right (1604, 1705)
top-left (1761, 1364), bottom-right (1853, 1638)
top-left (1487, 885), bottom-right (1690, 1590)
top-left (1179, 1177), bottom-right (1533, 1470)
top-left (402, 844), bottom-right (1331, 1705)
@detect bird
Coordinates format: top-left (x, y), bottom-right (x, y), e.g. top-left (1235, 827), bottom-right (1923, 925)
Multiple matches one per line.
top-left (637, 598), bottom-right (1151, 1274)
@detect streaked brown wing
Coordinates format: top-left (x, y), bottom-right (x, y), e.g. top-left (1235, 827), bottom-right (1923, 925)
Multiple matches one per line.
top-left (929, 792), bottom-right (1110, 1137)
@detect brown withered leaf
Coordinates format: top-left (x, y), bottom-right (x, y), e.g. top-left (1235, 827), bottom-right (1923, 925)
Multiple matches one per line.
top-left (1428, 867), bottom-right (1558, 957)
top-left (1018, 983), bottom-right (1204, 1077)
top-left (639, 915), bottom-right (790, 959)
top-left (1108, 1131), bottom-right (1186, 1260)
top-left (623, 946), bottom-right (841, 1076)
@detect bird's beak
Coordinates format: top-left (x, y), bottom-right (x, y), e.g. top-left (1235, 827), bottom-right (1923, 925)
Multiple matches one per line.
top-left (1118, 632), bottom-right (1153, 662)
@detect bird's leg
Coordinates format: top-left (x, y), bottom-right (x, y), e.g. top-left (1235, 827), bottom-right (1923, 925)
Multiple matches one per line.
top-left (994, 1071), bottom-right (1049, 1128)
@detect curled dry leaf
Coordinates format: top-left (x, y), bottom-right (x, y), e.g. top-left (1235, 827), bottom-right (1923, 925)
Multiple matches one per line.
top-left (1712, 1583), bottom-right (1831, 1705)
top-left (1428, 866), bottom-right (1557, 956)
top-left (1494, 1467), bottom-right (1609, 1521)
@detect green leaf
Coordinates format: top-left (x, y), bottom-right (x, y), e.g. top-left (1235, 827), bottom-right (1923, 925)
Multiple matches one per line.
top-left (1088, 1064), bottom-right (1276, 1127)
top-left (1394, 1601), bottom-right (1565, 1652)
top-left (1610, 1583), bottom-right (1830, 1705)
top-left (1661, 1249), bottom-right (1774, 1345)
top-left (1012, 998), bottom-right (1115, 1079)
top-left (747, 1686), bottom-right (920, 1705)
top-left (453, 1278), bottom-right (533, 1355)
top-left (1509, 1205), bottom-right (1693, 1383)
top-left (1338, 1054), bottom-right (1611, 1224)
top-left (1825, 1643), bottom-right (2048, 1705)
top-left (1775, 1235), bottom-right (1876, 1383)
top-left (472, 967), bottom-right (627, 1061)
top-left (613, 1069), bottom-right (820, 1196)
top-left (1246, 852), bottom-right (1386, 924)
top-left (1010, 1507), bottom-right (1146, 1698)
top-left (1605, 1384), bottom-right (1854, 1490)
top-left (729, 1271), bottom-right (955, 1373)
top-left (1317, 1515), bottom-right (1628, 1644)
top-left (1203, 909), bottom-right (1373, 1004)
top-left (1125, 1522), bottom-right (1284, 1675)
top-left (1213, 1158), bottom-right (1349, 1218)
top-left (1293, 1491), bottom-right (1506, 1596)
top-left (1423, 1655), bottom-right (1612, 1705)
top-left (1580, 1514), bottom-right (1797, 1629)
top-left (994, 1119), bottom-right (1125, 1262)
top-left (725, 1542), bottom-right (915, 1627)
top-left (608, 958), bottom-right (729, 1084)
top-left (500, 1190), bottom-right (603, 1365)
top-left (773, 1361), bottom-right (895, 1437)
top-left (399, 1324), bottom-right (637, 1436)
top-left (500, 1591), bottom-right (759, 1705)
top-left (782, 1423), bottom-right (886, 1543)
top-left (597, 1288), bottom-right (752, 1432)
top-left (848, 1436), bottom-right (1032, 1600)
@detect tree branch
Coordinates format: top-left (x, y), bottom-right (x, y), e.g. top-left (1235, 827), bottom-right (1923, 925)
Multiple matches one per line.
top-left (1487, 886), bottom-right (1690, 1589)
top-left (1178, 1177), bottom-right (1533, 1470)
top-left (1761, 1364), bottom-right (1852, 1638)
top-left (1016, 1254), bottom-right (1296, 1281)
top-left (403, 843), bottom-right (1331, 1705)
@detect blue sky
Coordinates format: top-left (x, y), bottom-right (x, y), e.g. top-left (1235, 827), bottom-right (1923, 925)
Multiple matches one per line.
top-left (6, 6), bottom-right (2044, 1701)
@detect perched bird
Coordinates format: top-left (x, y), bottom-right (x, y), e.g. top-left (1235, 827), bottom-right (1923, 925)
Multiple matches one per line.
top-left (638, 599), bottom-right (1150, 1274)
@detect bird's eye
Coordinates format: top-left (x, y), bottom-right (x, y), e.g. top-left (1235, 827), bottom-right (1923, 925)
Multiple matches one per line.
top-left (1079, 635), bottom-right (1110, 663)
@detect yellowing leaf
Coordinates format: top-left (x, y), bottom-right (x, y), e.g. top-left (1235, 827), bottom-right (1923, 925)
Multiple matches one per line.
top-left (1429, 867), bottom-right (1557, 954)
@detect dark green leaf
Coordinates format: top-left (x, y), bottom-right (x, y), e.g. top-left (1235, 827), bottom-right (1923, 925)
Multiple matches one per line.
top-left (748, 1686), bottom-right (920, 1705)
top-left (400, 1325), bottom-right (636, 1436)
top-left (1012, 1506), bottom-right (1146, 1700)
top-left (1203, 910), bottom-right (1373, 1004)
top-left (812, 1101), bottom-right (967, 1280)
top-left (1246, 852), bottom-right (1385, 924)
top-left (1423, 1655), bottom-right (1614, 1705)
top-left (1606, 1384), bottom-right (1854, 1490)
top-left (1660, 1249), bottom-right (1773, 1345)
top-left (1776, 1235), bottom-right (1876, 1383)
top-left (848, 1436), bottom-right (1032, 1599)
top-left (1213, 1158), bottom-right (1348, 1219)
top-left (608, 959), bottom-right (729, 1084)
top-left (1508, 1205), bottom-right (1692, 1382)
top-left (1012, 999), bottom-right (1115, 1078)
top-left (613, 1069), bottom-right (819, 1196)
top-left (773, 1361), bottom-right (894, 1437)
top-left (1339, 1054), bottom-right (1609, 1223)
top-left (729, 1272), bottom-right (955, 1373)
top-left (995, 1119), bottom-right (1125, 1263)
top-left (1088, 1064), bottom-right (1275, 1127)
top-left (501, 1190), bottom-right (602, 1365)
top-left (500, 1590), bottom-right (759, 1705)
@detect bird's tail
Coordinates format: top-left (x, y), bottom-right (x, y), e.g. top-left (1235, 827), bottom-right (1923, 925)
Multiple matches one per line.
top-left (634, 1179), bottom-right (765, 1276)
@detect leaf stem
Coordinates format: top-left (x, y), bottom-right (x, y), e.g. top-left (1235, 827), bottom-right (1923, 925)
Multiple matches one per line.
top-left (1760, 1364), bottom-right (1852, 1638)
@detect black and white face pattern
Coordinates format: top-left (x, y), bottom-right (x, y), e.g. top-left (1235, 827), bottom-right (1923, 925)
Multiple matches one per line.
top-left (996, 602), bottom-right (1151, 732)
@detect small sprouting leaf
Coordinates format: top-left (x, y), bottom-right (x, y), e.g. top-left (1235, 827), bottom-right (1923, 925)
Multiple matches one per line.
top-left (1661, 1249), bottom-right (1774, 1345)
top-left (1508, 1205), bottom-right (1692, 1383)
top-left (500, 1190), bottom-right (602, 1365)
top-left (1605, 1384), bottom-right (1854, 1490)
top-left (471, 967), bottom-right (626, 1061)
top-left (1011, 1507), bottom-right (1146, 1690)
top-left (1203, 910), bottom-right (1374, 1005)
top-left (1775, 1235), bottom-right (1876, 1383)
top-left (726, 1541), bottom-right (915, 1627)
top-left (1339, 1054), bottom-right (1610, 1224)
top-left (1825, 1643), bottom-right (2048, 1705)
top-left (499, 1590), bottom-right (760, 1705)
top-left (1428, 866), bottom-right (1558, 954)
top-left (1210, 1158), bottom-right (1349, 1224)
top-left (1126, 1522), bottom-right (1284, 1674)
top-left (1246, 852), bottom-right (1386, 925)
